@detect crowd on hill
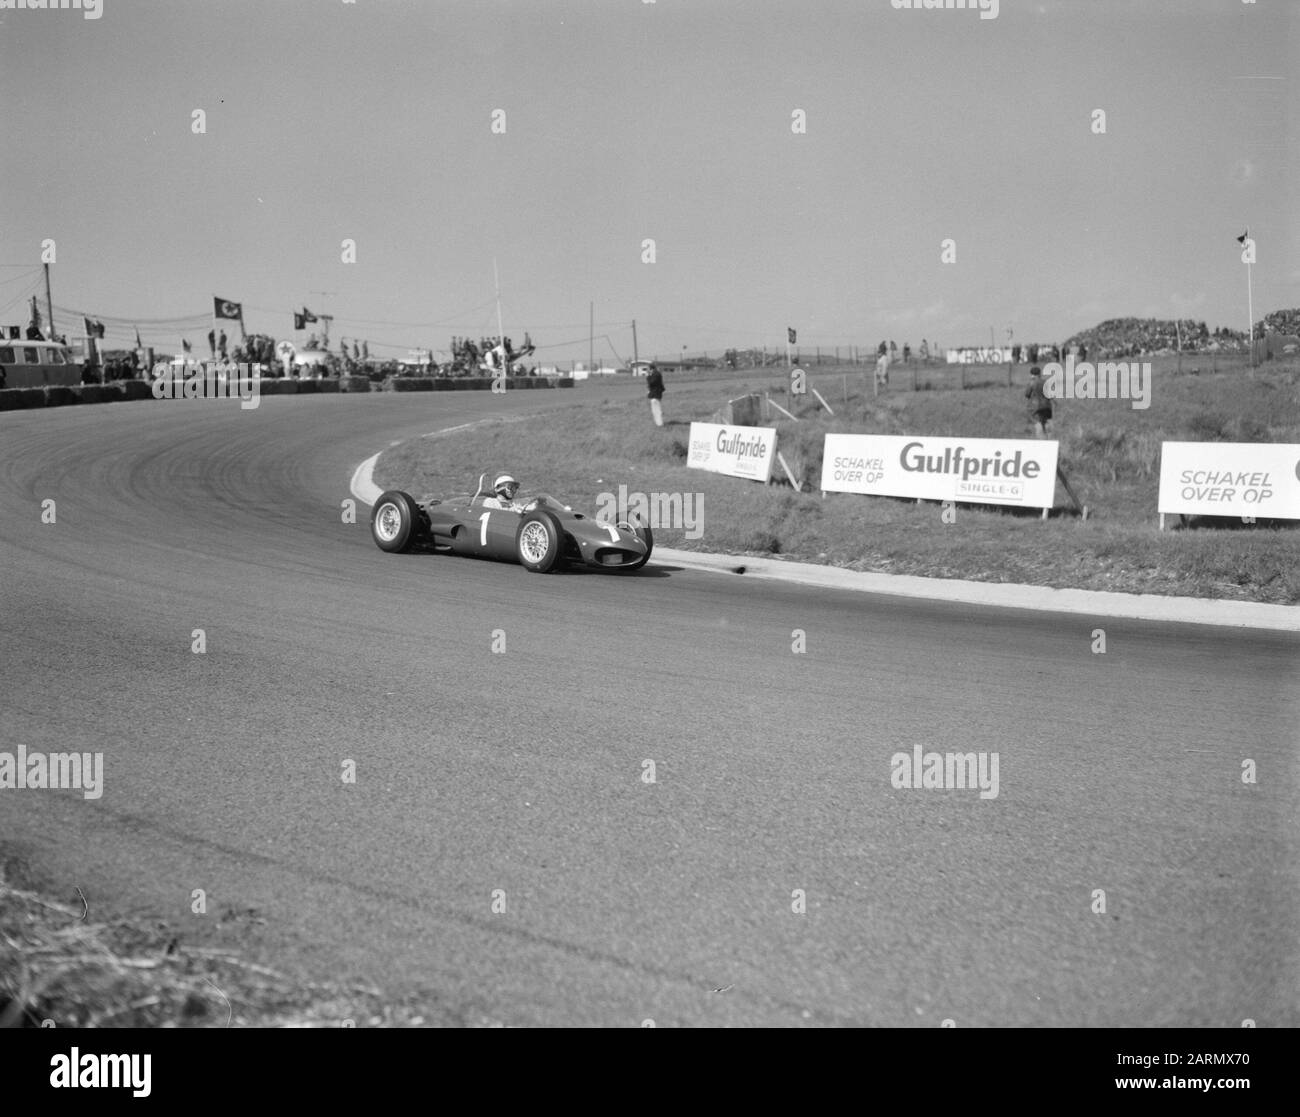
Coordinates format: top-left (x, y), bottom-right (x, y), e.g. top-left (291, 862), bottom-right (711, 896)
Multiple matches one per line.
top-left (1062, 318), bottom-right (1250, 359)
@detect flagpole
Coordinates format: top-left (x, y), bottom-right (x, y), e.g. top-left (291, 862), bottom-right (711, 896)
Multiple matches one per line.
top-left (494, 257), bottom-right (505, 374)
top-left (43, 262), bottom-right (55, 343)
top-left (1246, 257), bottom-right (1254, 370)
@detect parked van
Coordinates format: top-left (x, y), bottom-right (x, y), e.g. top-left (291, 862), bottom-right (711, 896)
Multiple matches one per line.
top-left (0, 338), bottom-right (83, 389)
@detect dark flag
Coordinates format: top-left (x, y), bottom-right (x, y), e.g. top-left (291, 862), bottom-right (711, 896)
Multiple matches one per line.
top-left (1236, 229), bottom-right (1249, 245)
top-left (135, 326), bottom-right (143, 349)
top-left (301, 307), bottom-right (319, 323)
top-left (787, 327), bottom-right (796, 344)
top-left (214, 297), bottom-right (243, 320)
top-left (293, 312), bottom-right (306, 331)
top-left (182, 338), bottom-right (192, 353)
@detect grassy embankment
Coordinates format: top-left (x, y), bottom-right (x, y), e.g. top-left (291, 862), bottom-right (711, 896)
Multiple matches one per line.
top-left (0, 865), bottom-right (434, 1027)
top-left (374, 355), bottom-right (1300, 603)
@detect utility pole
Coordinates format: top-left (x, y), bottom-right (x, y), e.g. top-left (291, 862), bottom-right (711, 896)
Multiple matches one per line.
top-left (310, 290), bottom-right (337, 349)
top-left (43, 263), bottom-right (55, 341)
top-left (589, 301), bottom-right (594, 374)
top-left (631, 319), bottom-right (639, 366)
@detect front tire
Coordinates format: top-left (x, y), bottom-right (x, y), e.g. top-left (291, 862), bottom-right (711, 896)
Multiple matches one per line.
top-left (617, 520), bottom-right (653, 571)
top-left (516, 511), bottom-right (563, 572)
top-left (371, 490), bottom-right (422, 553)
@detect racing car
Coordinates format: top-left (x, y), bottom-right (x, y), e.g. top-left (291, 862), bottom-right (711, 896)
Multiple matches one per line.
top-left (369, 474), bottom-right (653, 573)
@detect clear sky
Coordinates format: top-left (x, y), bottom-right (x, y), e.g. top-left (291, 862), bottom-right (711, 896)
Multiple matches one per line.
top-left (0, 0), bottom-right (1294, 363)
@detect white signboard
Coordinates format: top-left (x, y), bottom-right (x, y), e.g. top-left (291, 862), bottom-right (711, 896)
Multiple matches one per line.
top-left (1158, 442), bottom-right (1300, 519)
top-left (946, 347), bottom-right (1013, 364)
top-left (688, 422), bottom-right (777, 483)
top-left (821, 434), bottom-right (1059, 510)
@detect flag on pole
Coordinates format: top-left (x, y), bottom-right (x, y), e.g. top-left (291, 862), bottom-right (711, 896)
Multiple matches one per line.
top-left (182, 338), bottom-right (192, 353)
top-left (301, 307), bottom-right (318, 323)
top-left (135, 326), bottom-right (143, 349)
top-left (787, 327), bottom-right (797, 344)
top-left (214, 297), bottom-right (243, 320)
top-left (1236, 229), bottom-right (1249, 245)
top-left (293, 311), bottom-right (306, 330)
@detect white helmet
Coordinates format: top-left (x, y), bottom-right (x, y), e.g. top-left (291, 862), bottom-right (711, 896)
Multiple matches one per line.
top-left (494, 474), bottom-right (519, 501)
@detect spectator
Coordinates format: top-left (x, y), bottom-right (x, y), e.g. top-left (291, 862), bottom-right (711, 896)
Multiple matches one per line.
top-left (874, 349), bottom-right (891, 389)
top-left (889, 340), bottom-right (897, 360)
top-left (207, 328), bottom-right (216, 358)
top-left (902, 343), bottom-right (910, 363)
top-left (646, 362), bottom-right (665, 426)
top-left (919, 338), bottom-right (929, 360)
top-left (1025, 365), bottom-right (1052, 438)
top-left (218, 329), bottom-right (227, 359)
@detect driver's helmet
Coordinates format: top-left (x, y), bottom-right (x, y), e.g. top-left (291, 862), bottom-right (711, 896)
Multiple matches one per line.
top-left (493, 474), bottom-right (520, 503)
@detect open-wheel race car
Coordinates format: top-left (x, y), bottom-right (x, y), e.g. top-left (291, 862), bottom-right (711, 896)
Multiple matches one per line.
top-left (370, 474), bottom-right (653, 573)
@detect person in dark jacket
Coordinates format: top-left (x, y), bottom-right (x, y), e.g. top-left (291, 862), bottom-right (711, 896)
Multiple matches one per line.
top-left (646, 363), bottom-right (665, 426)
top-left (1025, 365), bottom-right (1052, 437)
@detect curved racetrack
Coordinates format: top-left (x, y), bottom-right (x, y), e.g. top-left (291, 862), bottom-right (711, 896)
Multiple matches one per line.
top-left (2, 389), bottom-right (1297, 1026)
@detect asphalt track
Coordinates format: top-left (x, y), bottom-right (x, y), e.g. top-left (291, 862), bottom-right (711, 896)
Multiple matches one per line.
top-left (2, 386), bottom-right (1297, 1027)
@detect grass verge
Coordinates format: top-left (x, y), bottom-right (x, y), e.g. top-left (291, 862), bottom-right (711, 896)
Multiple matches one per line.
top-left (373, 359), bottom-right (1300, 604)
top-left (0, 865), bottom-right (435, 1028)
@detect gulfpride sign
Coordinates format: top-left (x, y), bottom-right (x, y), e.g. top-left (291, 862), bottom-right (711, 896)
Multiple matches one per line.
top-left (687, 422), bottom-right (777, 482)
top-left (821, 434), bottom-right (1058, 510)
top-left (1158, 442), bottom-right (1300, 519)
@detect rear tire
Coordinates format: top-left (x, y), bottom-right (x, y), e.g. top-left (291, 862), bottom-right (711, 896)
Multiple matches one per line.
top-left (516, 511), bottom-right (563, 572)
top-left (371, 490), bottom-right (422, 553)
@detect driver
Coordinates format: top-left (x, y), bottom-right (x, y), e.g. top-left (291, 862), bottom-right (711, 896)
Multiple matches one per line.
top-left (483, 473), bottom-right (526, 511)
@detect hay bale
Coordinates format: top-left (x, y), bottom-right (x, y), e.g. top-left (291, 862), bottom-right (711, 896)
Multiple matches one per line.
top-left (79, 384), bottom-right (126, 404)
top-left (44, 386), bottom-right (78, 407)
top-left (556, 378), bottom-right (575, 388)
top-left (0, 388), bottom-right (39, 410)
top-left (117, 379), bottom-right (154, 400)
top-left (338, 375), bottom-right (370, 393)
top-left (317, 378), bottom-right (340, 393)
top-left (295, 379), bottom-right (320, 394)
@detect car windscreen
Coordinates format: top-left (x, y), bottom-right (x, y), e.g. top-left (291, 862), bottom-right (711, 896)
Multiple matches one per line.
top-left (524, 494), bottom-right (569, 513)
